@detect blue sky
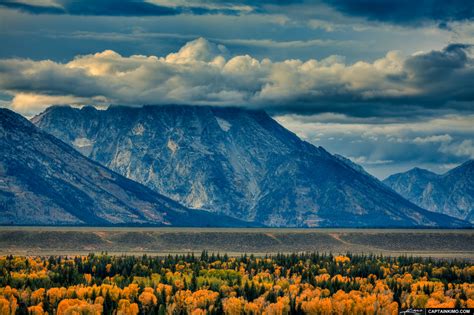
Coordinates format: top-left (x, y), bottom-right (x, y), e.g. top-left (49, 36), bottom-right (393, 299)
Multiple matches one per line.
top-left (0, 0), bottom-right (473, 178)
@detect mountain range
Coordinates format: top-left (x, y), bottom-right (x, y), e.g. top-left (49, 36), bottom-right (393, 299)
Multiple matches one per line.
top-left (383, 161), bottom-right (474, 223)
top-left (0, 108), bottom-right (252, 227)
top-left (29, 105), bottom-right (468, 228)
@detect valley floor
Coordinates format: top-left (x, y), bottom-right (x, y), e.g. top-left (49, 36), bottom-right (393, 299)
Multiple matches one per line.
top-left (0, 227), bottom-right (473, 260)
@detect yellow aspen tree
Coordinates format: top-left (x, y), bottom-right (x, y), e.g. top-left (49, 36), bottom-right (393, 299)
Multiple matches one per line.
top-left (27, 304), bottom-right (45, 315)
top-left (223, 297), bottom-right (243, 315)
top-left (117, 299), bottom-right (139, 315)
top-left (0, 298), bottom-right (10, 315)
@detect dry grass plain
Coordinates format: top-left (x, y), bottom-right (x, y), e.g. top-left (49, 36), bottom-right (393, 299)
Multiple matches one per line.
top-left (0, 227), bottom-right (472, 259)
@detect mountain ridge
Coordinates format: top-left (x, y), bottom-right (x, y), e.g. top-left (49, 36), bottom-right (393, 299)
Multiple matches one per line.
top-left (32, 104), bottom-right (469, 228)
top-left (384, 160), bottom-right (474, 223)
top-left (1, 108), bottom-right (254, 227)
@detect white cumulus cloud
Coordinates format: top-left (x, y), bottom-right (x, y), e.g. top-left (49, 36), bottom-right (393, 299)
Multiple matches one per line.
top-left (0, 38), bottom-right (473, 116)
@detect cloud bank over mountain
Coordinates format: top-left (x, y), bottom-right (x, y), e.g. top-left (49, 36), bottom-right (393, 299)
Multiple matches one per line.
top-left (1, 38), bottom-right (473, 119)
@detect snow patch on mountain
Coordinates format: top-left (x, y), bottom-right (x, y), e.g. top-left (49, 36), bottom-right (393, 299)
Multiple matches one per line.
top-left (216, 117), bottom-right (232, 132)
top-left (72, 137), bottom-right (94, 155)
top-left (72, 137), bottom-right (93, 148)
top-left (167, 139), bottom-right (178, 154)
top-left (132, 123), bottom-right (145, 136)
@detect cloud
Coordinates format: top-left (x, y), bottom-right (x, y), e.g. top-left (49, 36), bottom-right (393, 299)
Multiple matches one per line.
top-left (439, 140), bottom-right (474, 158)
top-left (233, 0), bottom-right (474, 27)
top-left (0, 38), bottom-right (473, 117)
top-left (0, 0), bottom-right (65, 14)
top-left (413, 134), bottom-right (453, 144)
top-left (0, 0), bottom-right (249, 16)
top-left (322, 0), bottom-right (474, 26)
top-left (348, 156), bottom-right (393, 165)
top-left (0, 3), bottom-right (458, 65)
top-left (216, 38), bottom-right (354, 49)
top-left (164, 38), bottom-right (228, 63)
top-left (307, 19), bottom-right (336, 32)
top-left (9, 93), bottom-right (105, 117)
top-left (274, 113), bottom-right (474, 178)
top-left (2, 0), bottom-right (472, 28)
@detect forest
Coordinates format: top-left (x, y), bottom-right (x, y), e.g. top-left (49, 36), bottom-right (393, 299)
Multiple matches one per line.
top-left (0, 252), bottom-right (473, 314)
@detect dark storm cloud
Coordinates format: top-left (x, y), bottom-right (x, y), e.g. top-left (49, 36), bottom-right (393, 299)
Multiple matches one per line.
top-left (261, 44), bottom-right (474, 117)
top-left (235, 0), bottom-right (474, 26)
top-left (0, 0), bottom-right (177, 16)
top-left (385, 44), bottom-right (473, 109)
top-left (323, 0), bottom-right (474, 26)
top-left (0, 1), bottom-right (64, 14)
top-left (2, 0), bottom-right (472, 27)
top-left (401, 44), bottom-right (474, 104)
top-left (404, 44), bottom-right (471, 80)
top-left (0, 0), bottom-right (245, 16)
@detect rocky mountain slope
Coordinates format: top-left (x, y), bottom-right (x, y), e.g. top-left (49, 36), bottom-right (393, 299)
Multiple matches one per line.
top-left (0, 108), bottom-right (252, 226)
top-left (32, 105), bottom-right (469, 227)
top-left (384, 161), bottom-right (474, 223)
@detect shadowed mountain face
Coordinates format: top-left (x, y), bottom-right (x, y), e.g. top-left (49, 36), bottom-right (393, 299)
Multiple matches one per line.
top-left (33, 105), bottom-right (468, 227)
top-left (384, 161), bottom-right (474, 223)
top-left (0, 108), bottom-right (252, 227)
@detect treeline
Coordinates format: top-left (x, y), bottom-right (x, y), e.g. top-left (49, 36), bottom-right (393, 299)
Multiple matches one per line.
top-left (0, 252), bottom-right (473, 314)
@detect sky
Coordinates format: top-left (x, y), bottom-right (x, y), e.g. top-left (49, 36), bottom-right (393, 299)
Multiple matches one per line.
top-left (0, 0), bottom-right (473, 178)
